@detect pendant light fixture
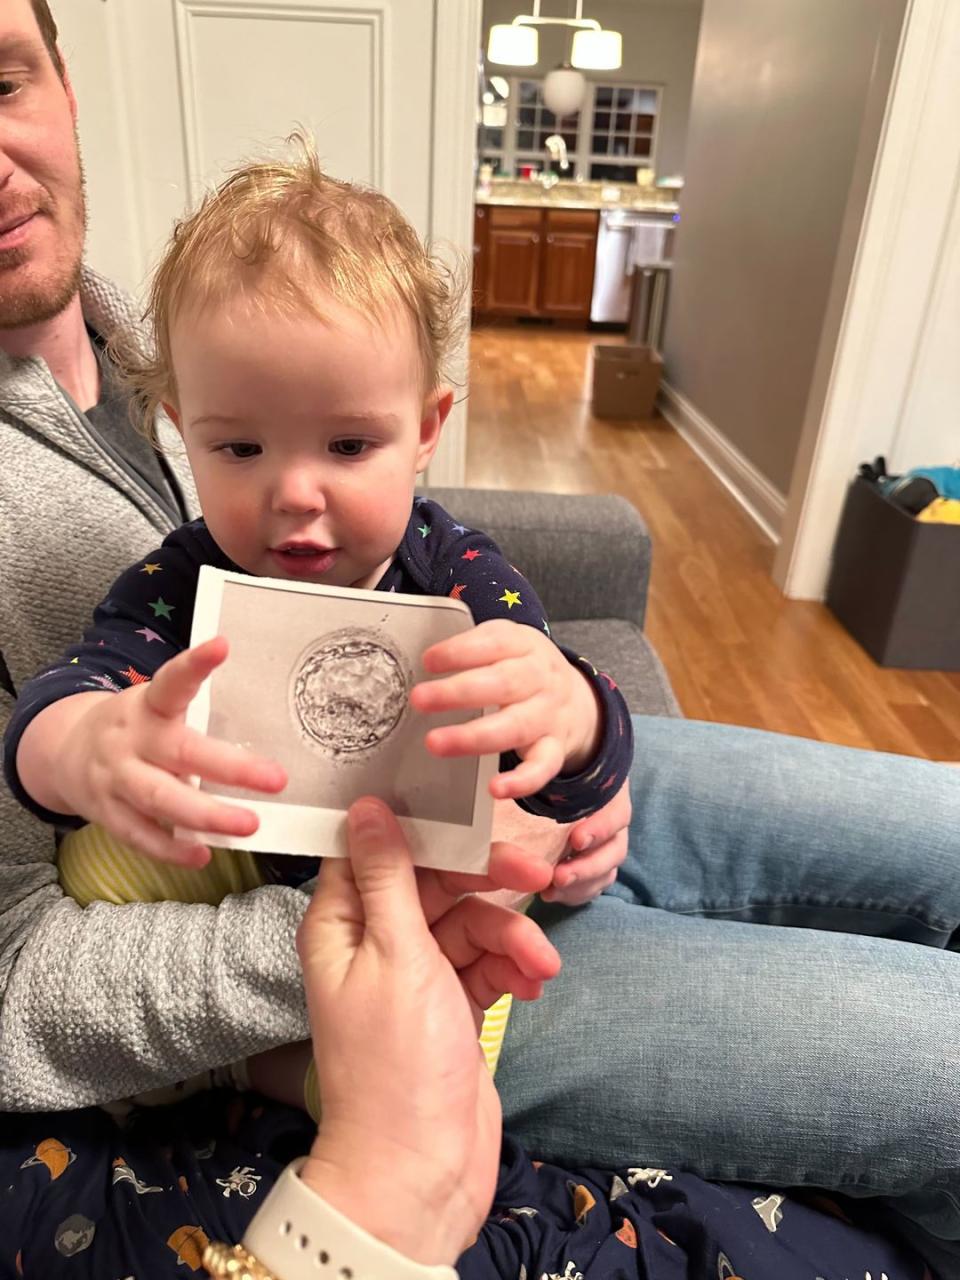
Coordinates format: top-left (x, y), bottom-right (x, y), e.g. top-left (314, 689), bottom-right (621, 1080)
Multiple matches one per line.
top-left (487, 1), bottom-right (622, 71)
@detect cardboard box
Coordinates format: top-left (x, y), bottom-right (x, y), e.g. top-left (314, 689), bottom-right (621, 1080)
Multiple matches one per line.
top-left (591, 344), bottom-right (663, 420)
top-left (826, 476), bottom-right (960, 669)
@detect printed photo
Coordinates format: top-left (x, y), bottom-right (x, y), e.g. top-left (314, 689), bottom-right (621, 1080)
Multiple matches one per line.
top-left (183, 567), bottom-right (496, 873)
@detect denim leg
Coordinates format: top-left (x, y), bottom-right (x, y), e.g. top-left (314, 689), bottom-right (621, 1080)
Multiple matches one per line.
top-left (497, 895), bottom-right (960, 1262)
top-left (617, 716), bottom-right (960, 945)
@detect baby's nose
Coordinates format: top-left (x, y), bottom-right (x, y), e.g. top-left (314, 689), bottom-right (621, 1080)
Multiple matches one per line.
top-left (274, 467), bottom-right (326, 514)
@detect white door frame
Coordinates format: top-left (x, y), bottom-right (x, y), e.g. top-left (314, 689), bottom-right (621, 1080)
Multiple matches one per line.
top-left (774, 0), bottom-right (960, 599)
top-left (423, 0), bottom-right (481, 487)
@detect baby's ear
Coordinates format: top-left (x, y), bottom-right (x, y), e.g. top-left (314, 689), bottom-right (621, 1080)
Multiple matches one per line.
top-left (415, 386), bottom-right (454, 472)
top-left (161, 401), bottom-right (182, 430)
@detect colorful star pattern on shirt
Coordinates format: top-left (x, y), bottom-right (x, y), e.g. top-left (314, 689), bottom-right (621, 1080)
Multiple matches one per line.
top-left (450, 583), bottom-right (467, 601)
top-left (91, 674), bottom-right (122, 693)
top-left (150, 597), bottom-right (174, 620)
top-left (136, 628), bottom-right (164, 644)
top-left (499, 589), bottom-right (521, 610)
top-left (417, 524), bottom-right (431, 539)
top-left (140, 563), bottom-right (162, 575)
top-left (121, 666), bottom-right (150, 686)
top-left (461, 548), bottom-right (481, 561)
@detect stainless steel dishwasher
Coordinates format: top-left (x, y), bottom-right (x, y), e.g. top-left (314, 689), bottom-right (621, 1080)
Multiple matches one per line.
top-left (590, 209), bottom-right (675, 325)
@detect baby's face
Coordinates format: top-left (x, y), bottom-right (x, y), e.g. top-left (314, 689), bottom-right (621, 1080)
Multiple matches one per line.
top-left (167, 290), bottom-right (446, 588)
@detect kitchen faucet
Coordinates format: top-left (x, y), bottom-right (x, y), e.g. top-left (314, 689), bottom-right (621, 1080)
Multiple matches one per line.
top-left (541, 134), bottom-right (569, 188)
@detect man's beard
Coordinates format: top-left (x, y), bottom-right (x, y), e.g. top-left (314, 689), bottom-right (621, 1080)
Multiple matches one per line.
top-left (0, 156), bottom-right (87, 331)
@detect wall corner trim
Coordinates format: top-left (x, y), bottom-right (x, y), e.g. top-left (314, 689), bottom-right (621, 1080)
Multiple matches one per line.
top-left (657, 381), bottom-right (786, 544)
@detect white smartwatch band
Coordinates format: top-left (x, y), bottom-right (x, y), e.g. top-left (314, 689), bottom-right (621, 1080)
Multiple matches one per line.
top-left (243, 1159), bottom-right (458, 1280)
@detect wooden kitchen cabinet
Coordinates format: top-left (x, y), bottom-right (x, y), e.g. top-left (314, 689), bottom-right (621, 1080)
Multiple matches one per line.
top-left (539, 209), bottom-right (599, 319)
top-left (484, 207), bottom-right (542, 317)
top-left (472, 205), bottom-right (599, 323)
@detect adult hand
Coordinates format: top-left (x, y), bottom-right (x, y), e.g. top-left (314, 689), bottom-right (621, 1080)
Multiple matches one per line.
top-left (412, 619), bottom-right (601, 799)
top-left (25, 636), bottom-right (287, 866)
top-left (297, 797), bottom-right (561, 1266)
top-left (541, 779), bottom-right (631, 906)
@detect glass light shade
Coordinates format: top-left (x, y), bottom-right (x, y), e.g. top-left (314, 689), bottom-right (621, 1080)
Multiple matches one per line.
top-left (542, 67), bottom-right (586, 117)
top-left (487, 23), bottom-right (538, 67)
top-left (482, 102), bottom-right (508, 128)
top-left (571, 27), bottom-right (622, 70)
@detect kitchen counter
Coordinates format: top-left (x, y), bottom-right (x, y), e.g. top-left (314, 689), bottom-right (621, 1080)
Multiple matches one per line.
top-left (476, 193), bottom-right (679, 214)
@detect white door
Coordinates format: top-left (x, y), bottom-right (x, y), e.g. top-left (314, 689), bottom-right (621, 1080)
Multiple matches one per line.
top-left (57, 0), bottom-right (479, 484)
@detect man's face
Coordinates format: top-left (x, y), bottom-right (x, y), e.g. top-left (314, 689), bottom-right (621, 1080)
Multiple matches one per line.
top-left (0, 0), bottom-right (84, 329)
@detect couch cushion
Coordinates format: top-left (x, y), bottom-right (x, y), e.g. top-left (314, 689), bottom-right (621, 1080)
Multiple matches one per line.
top-left (552, 619), bottom-right (680, 718)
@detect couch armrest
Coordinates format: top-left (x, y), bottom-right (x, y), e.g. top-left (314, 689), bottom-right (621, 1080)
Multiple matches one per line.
top-left (423, 487), bottom-right (652, 629)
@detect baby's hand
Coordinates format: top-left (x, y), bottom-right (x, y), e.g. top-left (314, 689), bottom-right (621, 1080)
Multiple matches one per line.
top-left (55, 636), bottom-right (287, 866)
top-left (410, 620), bottom-right (600, 801)
top-left (541, 779), bottom-right (631, 906)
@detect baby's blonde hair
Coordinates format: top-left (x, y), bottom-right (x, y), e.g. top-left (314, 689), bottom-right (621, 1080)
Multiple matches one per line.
top-left (118, 139), bottom-right (464, 440)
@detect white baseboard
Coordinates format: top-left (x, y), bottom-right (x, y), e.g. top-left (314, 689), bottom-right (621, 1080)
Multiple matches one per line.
top-left (657, 381), bottom-right (786, 543)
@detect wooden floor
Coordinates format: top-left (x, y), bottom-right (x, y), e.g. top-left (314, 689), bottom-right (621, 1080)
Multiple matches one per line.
top-left (466, 323), bottom-right (960, 759)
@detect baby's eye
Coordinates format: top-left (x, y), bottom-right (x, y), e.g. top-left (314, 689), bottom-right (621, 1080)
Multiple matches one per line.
top-left (330, 438), bottom-right (368, 458)
top-left (0, 78), bottom-right (24, 99)
top-left (219, 442), bottom-right (261, 459)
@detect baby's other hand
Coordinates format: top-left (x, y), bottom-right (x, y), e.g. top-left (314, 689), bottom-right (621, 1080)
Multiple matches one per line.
top-left (541, 779), bottom-right (631, 906)
top-left (411, 620), bottom-right (600, 801)
top-left (57, 636), bottom-right (287, 867)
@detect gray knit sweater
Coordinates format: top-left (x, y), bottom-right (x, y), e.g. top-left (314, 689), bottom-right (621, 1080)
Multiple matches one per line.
top-left (0, 268), bottom-right (309, 1111)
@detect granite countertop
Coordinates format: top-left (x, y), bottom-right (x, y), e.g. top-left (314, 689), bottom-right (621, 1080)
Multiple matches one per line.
top-left (475, 193), bottom-right (679, 214)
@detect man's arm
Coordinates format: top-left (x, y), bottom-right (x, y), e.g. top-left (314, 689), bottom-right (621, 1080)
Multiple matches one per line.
top-left (0, 687), bottom-right (310, 1111)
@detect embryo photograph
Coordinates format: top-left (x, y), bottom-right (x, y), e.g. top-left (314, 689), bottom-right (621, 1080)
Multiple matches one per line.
top-left (202, 575), bottom-right (481, 827)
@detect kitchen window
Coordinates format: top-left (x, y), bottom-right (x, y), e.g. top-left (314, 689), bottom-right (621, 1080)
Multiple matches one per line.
top-left (478, 78), bottom-right (661, 181)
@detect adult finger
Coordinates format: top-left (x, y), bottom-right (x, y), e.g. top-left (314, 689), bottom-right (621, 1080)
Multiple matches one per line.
top-left (459, 955), bottom-right (545, 1011)
top-left (414, 841), bottom-right (553, 926)
top-left (343, 797), bottom-right (428, 949)
top-left (115, 758), bottom-right (261, 840)
top-left (143, 636), bottom-right (229, 720)
top-left (432, 895), bottom-right (561, 981)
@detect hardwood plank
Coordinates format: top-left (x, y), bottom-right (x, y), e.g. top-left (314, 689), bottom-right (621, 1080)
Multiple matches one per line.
top-left (466, 324), bottom-right (959, 760)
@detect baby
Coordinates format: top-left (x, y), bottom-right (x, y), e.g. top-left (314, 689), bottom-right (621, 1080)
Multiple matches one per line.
top-left (3, 146), bottom-right (633, 1110)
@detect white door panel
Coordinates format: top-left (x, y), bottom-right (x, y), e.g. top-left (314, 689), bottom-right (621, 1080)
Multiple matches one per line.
top-left (56, 0), bottom-right (475, 484)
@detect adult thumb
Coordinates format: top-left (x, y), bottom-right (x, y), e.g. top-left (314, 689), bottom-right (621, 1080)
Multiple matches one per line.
top-left (345, 797), bottom-right (426, 945)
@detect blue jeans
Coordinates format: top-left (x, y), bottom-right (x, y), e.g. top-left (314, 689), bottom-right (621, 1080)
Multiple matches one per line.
top-left (497, 716), bottom-right (960, 1273)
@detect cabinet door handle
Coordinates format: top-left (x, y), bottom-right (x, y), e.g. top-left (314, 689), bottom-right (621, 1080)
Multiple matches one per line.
top-left (531, 233), bottom-right (539, 243)
top-left (477, 208), bottom-right (485, 218)
top-left (546, 234), bottom-right (554, 244)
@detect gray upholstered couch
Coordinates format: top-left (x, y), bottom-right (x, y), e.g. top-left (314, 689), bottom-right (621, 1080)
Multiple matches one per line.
top-left (427, 488), bottom-right (679, 718)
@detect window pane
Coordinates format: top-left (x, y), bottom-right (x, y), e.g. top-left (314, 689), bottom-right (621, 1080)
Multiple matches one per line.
top-left (595, 86), bottom-right (613, 107)
top-left (616, 88), bottom-right (633, 108)
top-left (635, 114), bottom-right (655, 133)
top-left (636, 89), bottom-right (658, 114)
top-left (615, 111), bottom-right (632, 132)
top-left (593, 111), bottom-right (611, 132)
top-left (518, 106), bottom-right (535, 127)
top-left (517, 128), bottom-right (535, 149)
top-left (519, 80), bottom-right (539, 104)
top-left (592, 132), bottom-right (608, 153)
top-left (612, 135), bottom-right (630, 156)
top-left (486, 128), bottom-right (504, 150)
top-left (631, 135), bottom-right (651, 158)
top-left (590, 161), bottom-right (638, 182)
top-left (557, 111), bottom-right (579, 128)
top-left (562, 131), bottom-right (578, 150)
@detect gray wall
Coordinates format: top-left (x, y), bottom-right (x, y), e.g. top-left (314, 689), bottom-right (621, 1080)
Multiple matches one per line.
top-left (482, 0), bottom-right (703, 178)
top-left (663, 0), bottom-right (907, 495)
